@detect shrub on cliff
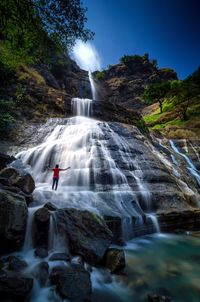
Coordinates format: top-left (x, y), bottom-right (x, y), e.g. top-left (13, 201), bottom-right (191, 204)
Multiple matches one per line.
top-left (95, 70), bottom-right (106, 80)
top-left (0, 99), bottom-right (16, 134)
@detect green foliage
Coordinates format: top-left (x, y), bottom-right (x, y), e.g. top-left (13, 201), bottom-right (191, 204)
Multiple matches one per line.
top-left (120, 54), bottom-right (143, 64)
top-left (143, 82), bottom-right (171, 113)
top-left (95, 71), bottom-right (106, 80)
top-left (0, 0), bottom-right (94, 69)
top-left (0, 99), bottom-right (16, 132)
top-left (143, 67), bottom-right (200, 138)
top-left (15, 84), bottom-right (27, 105)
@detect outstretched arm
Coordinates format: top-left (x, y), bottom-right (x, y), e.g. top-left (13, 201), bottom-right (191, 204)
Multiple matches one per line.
top-left (47, 167), bottom-right (54, 171)
top-left (60, 167), bottom-right (71, 171)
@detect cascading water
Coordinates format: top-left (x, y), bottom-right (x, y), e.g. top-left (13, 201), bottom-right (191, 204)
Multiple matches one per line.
top-left (170, 139), bottom-right (200, 186)
top-left (10, 42), bottom-right (164, 302)
top-left (88, 71), bottom-right (96, 100)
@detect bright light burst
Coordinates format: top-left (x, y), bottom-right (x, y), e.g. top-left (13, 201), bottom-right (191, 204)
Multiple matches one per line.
top-left (72, 40), bottom-right (101, 72)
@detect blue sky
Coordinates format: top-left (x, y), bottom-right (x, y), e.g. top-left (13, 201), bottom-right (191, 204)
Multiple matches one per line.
top-left (83, 0), bottom-right (200, 79)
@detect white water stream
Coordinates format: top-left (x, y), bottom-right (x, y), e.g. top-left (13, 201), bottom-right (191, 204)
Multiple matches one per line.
top-left (170, 139), bottom-right (200, 186)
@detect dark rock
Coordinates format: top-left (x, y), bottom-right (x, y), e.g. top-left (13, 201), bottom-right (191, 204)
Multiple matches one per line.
top-left (147, 294), bottom-right (171, 302)
top-left (0, 177), bottom-right (10, 186)
top-left (33, 208), bottom-right (50, 249)
top-left (13, 173), bottom-right (35, 194)
top-left (55, 208), bottom-right (113, 265)
top-left (49, 253), bottom-right (70, 262)
top-left (0, 168), bottom-right (19, 185)
top-left (157, 209), bottom-right (200, 233)
top-left (0, 154), bottom-right (15, 170)
top-left (43, 202), bottom-right (58, 211)
top-left (33, 261), bottom-right (49, 286)
top-left (103, 248), bottom-right (125, 273)
top-left (0, 274), bottom-right (33, 302)
top-left (0, 189), bottom-right (27, 254)
top-left (20, 193), bottom-right (33, 206)
top-left (35, 207), bottom-right (50, 224)
top-left (2, 186), bottom-right (21, 194)
top-left (49, 263), bottom-right (92, 301)
top-left (0, 260), bottom-right (4, 271)
top-left (34, 247), bottom-right (48, 259)
top-left (8, 256), bottom-right (27, 271)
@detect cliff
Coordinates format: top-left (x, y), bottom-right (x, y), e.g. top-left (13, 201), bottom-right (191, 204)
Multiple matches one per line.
top-left (93, 55), bottom-right (177, 111)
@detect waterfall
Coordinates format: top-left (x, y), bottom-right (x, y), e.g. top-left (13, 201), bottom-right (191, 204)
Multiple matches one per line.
top-left (48, 212), bottom-right (67, 253)
top-left (89, 71), bottom-right (96, 100)
top-left (170, 140), bottom-right (200, 186)
top-left (23, 207), bottom-right (39, 252)
top-left (72, 97), bottom-right (92, 116)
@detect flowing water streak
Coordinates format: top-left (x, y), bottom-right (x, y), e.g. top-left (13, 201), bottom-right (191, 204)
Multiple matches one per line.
top-left (106, 125), bottom-right (160, 232)
top-left (23, 207), bottom-right (39, 252)
top-left (170, 140), bottom-right (200, 186)
top-left (48, 212), bottom-right (67, 253)
top-left (89, 71), bottom-right (96, 100)
top-left (72, 98), bottom-right (92, 116)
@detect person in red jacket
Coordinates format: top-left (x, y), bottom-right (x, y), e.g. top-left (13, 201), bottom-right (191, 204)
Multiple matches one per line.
top-left (48, 164), bottom-right (70, 190)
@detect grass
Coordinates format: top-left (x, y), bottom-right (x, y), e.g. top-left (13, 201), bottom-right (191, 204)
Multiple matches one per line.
top-left (143, 98), bottom-right (200, 139)
top-left (18, 64), bottom-right (45, 85)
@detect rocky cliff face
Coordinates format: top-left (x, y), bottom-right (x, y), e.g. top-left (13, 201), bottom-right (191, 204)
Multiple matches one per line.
top-left (93, 56), bottom-right (177, 110)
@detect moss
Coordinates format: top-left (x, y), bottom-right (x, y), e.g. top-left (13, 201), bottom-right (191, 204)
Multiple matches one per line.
top-left (18, 64), bottom-right (45, 85)
top-left (143, 113), bottom-right (161, 123)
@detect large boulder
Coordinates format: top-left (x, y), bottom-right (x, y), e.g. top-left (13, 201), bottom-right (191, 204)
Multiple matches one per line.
top-left (7, 256), bottom-right (28, 272)
top-left (55, 208), bottom-right (113, 265)
top-left (0, 273), bottom-right (33, 302)
top-left (0, 154), bottom-right (15, 170)
top-left (33, 207), bottom-right (50, 249)
top-left (13, 173), bottom-right (35, 194)
top-left (102, 248), bottom-right (126, 273)
top-left (0, 168), bottom-right (19, 184)
top-left (0, 168), bottom-right (35, 195)
top-left (33, 261), bottom-right (49, 287)
top-left (50, 264), bottom-right (92, 302)
top-left (0, 189), bottom-right (28, 254)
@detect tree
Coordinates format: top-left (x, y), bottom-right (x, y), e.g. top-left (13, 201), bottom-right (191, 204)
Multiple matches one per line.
top-left (0, 0), bottom-right (94, 65)
top-left (143, 82), bottom-right (170, 113)
top-left (170, 80), bottom-right (196, 121)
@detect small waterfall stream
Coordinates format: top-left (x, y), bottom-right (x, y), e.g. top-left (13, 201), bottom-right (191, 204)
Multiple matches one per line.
top-left (170, 139), bottom-right (200, 186)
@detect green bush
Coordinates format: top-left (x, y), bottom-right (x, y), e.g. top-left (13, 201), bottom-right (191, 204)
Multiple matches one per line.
top-left (120, 54), bottom-right (143, 64)
top-left (95, 71), bottom-right (106, 80)
top-left (0, 99), bottom-right (16, 133)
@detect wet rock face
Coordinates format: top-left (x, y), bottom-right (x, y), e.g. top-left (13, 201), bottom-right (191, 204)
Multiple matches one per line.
top-left (7, 256), bottom-right (28, 272)
top-left (50, 264), bottom-right (92, 302)
top-left (33, 261), bottom-right (49, 286)
top-left (0, 167), bottom-right (35, 205)
top-left (157, 209), bottom-right (200, 232)
top-left (103, 248), bottom-right (126, 273)
top-left (0, 274), bottom-right (33, 302)
top-left (55, 208), bottom-right (113, 265)
top-left (0, 189), bottom-right (28, 254)
top-left (33, 207), bottom-right (50, 249)
top-left (12, 173), bottom-right (35, 194)
top-left (0, 154), bottom-right (15, 170)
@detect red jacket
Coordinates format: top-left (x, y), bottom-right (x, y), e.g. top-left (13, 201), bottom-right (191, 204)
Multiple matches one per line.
top-left (52, 168), bottom-right (61, 178)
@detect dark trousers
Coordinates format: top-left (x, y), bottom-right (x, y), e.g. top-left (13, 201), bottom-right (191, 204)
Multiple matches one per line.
top-left (52, 177), bottom-right (59, 190)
